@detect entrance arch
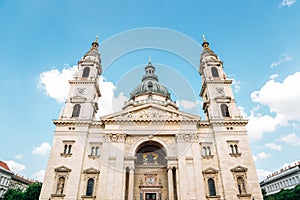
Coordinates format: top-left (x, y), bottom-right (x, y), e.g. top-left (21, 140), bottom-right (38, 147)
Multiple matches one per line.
top-left (134, 141), bottom-right (167, 200)
top-left (129, 137), bottom-right (172, 157)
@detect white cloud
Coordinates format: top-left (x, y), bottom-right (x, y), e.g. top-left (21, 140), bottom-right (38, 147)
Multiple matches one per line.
top-left (253, 152), bottom-right (271, 162)
top-left (270, 74), bottom-right (279, 80)
top-left (179, 99), bottom-right (201, 110)
top-left (38, 67), bottom-right (127, 117)
top-left (238, 106), bottom-right (247, 119)
top-left (32, 142), bottom-right (51, 156)
top-left (270, 53), bottom-right (292, 68)
top-left (246, 112), bottom-right (287, 142)
top-left (251, 72), bottom-right (300, 121)
top-left (4, 160), bottom-right (26, 173)
top-left (97, 77), bottom-right (128, 116)
top-left (38, 66), bottom-right (77, 103)
top-left (232, 79), bottom-right (241, 93)
top-left (280, 0), bottom-right (297, 7)
top-left (256, 169), bottom-right (272, 181)
top-left (280, 133), bottom-right (300, 146)
top-left (265, 143), bottom-right (282, 151)
top-left (14, 154), bottom-right (23, 160)
top-left (31, 170), bottom-right (45, 182)
top-left (112, 92), bottom-right (128, 113)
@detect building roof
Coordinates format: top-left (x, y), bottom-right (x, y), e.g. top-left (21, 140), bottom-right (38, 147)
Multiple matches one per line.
top-left (12, 174), bottom-right (34, 185)
top-left (0, 161), bottom-right (10, 171)
top-left (260, 160), bottom-right (300, 185)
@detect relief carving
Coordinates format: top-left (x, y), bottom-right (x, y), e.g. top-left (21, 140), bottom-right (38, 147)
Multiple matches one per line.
top-left (176, 133), bottom-right (199, 143)
top-left (104, 133), bottom-right (126, 143)
top-left (125, 109), bottom-right (180, 120)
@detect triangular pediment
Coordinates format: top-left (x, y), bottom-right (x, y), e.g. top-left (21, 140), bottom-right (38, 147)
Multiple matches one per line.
top-left (101, 103), bottom-right (200, 122)
top-left (54, 165), bottom-right (72, 172)
top-left (83, 167), bottom-right (100, 174)
top-left (202, 167), bottom-right (218, 174)
top-left (230, 165), bottom-right (248, 172)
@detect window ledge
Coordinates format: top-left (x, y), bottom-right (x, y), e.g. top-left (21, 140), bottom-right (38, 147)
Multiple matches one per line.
top-left (206, 195), bottom-right (221, 199)
top-left (88, 155), bottom-right (100, 159)
top-left (60, 153), bottom-right (72, 158)
top-left (202, 155), bottom-right (214, 159)
top-left (229, 153), bottom-right (241, 157)
top-left (81, 195), bottom-right (96, 200)
top-left (51, 193), bottom-right (66, 198)
top-left (237, 194), bottom-right (252, 198)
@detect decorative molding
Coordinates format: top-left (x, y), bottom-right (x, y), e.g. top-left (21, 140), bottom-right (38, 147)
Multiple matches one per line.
top-left (202, 167), bottom-right (219, 175)
top-left (83, 167), bottom-right (100, 175)
top-left (176, 133), bottom-right (199, 143)
top-left (60, 153), bottom-right (72, 158)
top-left (229, 153), bottom-right (242, 158)
top-left (124, 156), bottom-right (137, 161)
top-left (165, 156), bottom-right (178, 161)
top-left (54, 166), bottom-right (72, 173)
top-left (104, 133), bottom-right (126, 143)
top-left (231, 165), bottom-right (248, 173)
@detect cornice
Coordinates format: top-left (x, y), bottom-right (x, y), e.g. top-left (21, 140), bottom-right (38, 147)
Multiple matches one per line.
top-left (53, 119), bottom-right (94, 126)
top-left (100, 118), bottom-right (201, 124)
top-left (209, 119), bottom-right (248, 126)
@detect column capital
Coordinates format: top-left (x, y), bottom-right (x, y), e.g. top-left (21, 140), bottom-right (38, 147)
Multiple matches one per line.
top-left (129, 166), bottom-right (135, 171)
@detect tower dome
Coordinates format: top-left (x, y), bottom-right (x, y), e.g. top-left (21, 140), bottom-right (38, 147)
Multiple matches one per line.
top-left (130, 62), bottom-right (170, 99)
top-left (123, 59), bottom-right (178, 110)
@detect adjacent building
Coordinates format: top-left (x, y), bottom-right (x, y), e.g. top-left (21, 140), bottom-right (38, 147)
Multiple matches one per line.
top-left (0, 161), bottom-right (35, 197)
top-left (260, 161), bottom-right (300, 195)
top-left (9, 174), bottom-right (34, 192)
top-left (0, 161), bottom-right (13, 198)
top-left (40, 36), bottom-right (263, 200)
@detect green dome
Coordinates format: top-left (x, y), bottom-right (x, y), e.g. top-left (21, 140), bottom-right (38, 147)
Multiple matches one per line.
top-left (130, 62), bottom-right (170, 99)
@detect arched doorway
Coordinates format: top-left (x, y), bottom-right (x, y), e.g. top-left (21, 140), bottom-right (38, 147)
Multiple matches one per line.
top-left (135, 141), bottom-right (167, 200)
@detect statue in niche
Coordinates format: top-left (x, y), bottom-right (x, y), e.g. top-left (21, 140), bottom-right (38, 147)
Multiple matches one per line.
top-left (56, 177), bottom-right (65, 194)
top-left (237, 177), bottom-right (246, 195)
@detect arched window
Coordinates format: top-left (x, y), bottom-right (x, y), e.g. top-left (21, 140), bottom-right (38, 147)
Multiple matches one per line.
top-left (82, 67), bottom-right (90, 78)
top-left (208, 178), bottom-right (216, 196)
top-left (86, 178), bottom-right (94, 196)
top-left (64, 144), bottom-right (68, 154)
top-left (72, 104), bottom-right (81, 118)
top-left (68, 145), bottom-right (72, 154)
top-left (234, 145), bottom-right (238, 154)
top-left (230, 145), bottom-right (234, 154)
top-left (95, 147), bottom-right (99, 155)
top-left (202, 147), bottom-right (207, 156)
top-left (91, 147), bottom-right (95, 156)
top-left (211, 67), bottom-right (219, 77)
top-left (237, 176), bottom-right (246, 195)
top-left (221, 104), bottom-right (230, 117)
top-left (207, 147), bottom-right (211, 155)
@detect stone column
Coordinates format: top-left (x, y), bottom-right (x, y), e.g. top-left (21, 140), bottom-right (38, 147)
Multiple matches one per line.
top-left (128, 167), bottom-right (135, 200)
top-left (175, 166), bottom-right (180, 200)
top-left (168, 167), bottom-right (174, 200)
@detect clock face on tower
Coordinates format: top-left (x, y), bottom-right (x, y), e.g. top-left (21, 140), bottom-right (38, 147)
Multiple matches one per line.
top-left (76, 88), bottom-right (86, 96)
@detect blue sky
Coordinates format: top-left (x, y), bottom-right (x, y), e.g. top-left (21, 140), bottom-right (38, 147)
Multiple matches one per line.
top-left (0, 0), bottom-right (300, 182)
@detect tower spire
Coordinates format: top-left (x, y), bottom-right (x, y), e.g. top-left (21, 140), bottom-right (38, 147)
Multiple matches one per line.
top-left (202, 34), bottom-right (210, 49)
top-left (148, 56), bottom-right (151, 64)
top-left (91, 35), bottom-right (99, 49)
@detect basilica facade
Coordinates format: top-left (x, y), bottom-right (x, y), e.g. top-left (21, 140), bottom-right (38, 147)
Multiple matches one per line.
top-left (39, 36), bottom-right (263, 200)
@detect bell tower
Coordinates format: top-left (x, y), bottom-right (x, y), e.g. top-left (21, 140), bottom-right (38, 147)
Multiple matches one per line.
top-left (199, 36), bottom-right (242, 120)
top-left (60, 36), bottom-right (102, 120)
